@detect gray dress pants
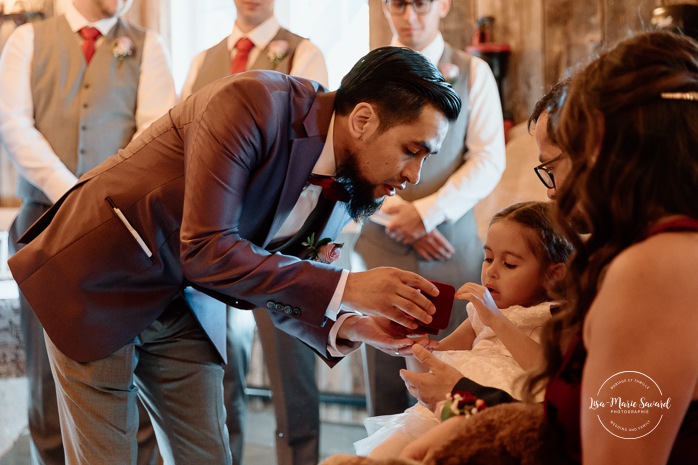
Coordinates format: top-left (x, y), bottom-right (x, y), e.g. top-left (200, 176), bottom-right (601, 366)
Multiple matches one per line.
top-left (10, 201), bottom-right (159, 465)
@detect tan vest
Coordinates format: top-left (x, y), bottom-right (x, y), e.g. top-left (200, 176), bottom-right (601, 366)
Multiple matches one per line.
top-left (23, 15), bottom-right (146, 205)
top-left (400, 44), bottom-right (471, 202)
top-left (190, 28), bottom-right (304, 94)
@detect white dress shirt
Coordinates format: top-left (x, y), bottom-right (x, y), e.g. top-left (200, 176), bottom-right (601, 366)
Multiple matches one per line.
top-left (180, 15), bottom-right (328, 100)
top-left (381, 33), bottom-right (506, 233)
top-left (0, 2), bottom-right (177, 203)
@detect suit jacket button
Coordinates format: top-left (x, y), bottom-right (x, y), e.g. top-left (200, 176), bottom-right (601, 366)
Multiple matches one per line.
top-left (292, 307), bottom-right (301, 316)
top-left (283, 305), bottom-right (293, 315)
top-left (266, 301), bottom-right (275, 310)
top-left (275, 303), bottom-right (284, 311)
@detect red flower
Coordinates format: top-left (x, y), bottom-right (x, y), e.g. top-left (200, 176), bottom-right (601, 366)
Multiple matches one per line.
top-left (440, 390), bottom-right (486, 421)
top-left (453, 390), bottom-right (478, 407)
top-left (302, 233), bottom-right (343, 263)
top-left (317, 242), bottom-right (342, 264)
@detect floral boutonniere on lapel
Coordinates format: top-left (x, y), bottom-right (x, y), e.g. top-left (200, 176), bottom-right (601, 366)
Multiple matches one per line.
top-left (439, 63), bottom-right (460, 85)
top-left (266, 40), bottom-right (289, 66)
top-left (302, 233), bottom-right (343, 264)
top-left (113, 36), bottom-right (135, 68)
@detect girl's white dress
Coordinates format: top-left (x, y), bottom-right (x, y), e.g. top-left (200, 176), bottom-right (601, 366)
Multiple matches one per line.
top-left (354, 301), bottom-right (552, 457)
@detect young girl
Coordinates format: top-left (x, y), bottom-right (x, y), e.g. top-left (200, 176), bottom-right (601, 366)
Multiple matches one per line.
top-left (354, 201), bottom-right (573, 457)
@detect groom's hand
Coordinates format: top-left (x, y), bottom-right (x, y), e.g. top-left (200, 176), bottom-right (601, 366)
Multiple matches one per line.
top-left (341, 267), bottom-right (437, 328)
top-left (336, 315), bottom-right (436, 356)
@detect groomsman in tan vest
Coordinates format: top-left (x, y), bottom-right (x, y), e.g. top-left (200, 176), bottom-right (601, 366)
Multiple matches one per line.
top-left (181, 1), bottom-right (328, 464)
top-left (353, 0), bottom-right (506, 416)
top-left (0, 0), bottom-right (176, 463)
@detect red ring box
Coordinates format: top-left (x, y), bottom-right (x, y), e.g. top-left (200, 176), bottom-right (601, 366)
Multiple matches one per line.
top-left (417, 280), bottom-right (455, 335)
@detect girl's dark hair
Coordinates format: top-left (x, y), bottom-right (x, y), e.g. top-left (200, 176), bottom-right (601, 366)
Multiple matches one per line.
top-left (335, 46), bottom-right (461, 132)
top-left (527, 31), bottom-right (698, 396)
top-left (491, 201), bottom-right (573, 269)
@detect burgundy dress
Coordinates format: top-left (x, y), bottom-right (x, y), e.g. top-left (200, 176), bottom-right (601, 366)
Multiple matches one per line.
top-left (544, 217), bottom-right (698, 464)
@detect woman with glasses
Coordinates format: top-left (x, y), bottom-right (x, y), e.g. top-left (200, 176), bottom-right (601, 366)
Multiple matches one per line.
top-left (536, 30), bottom-right (698, 465)
top-left (529, 78), bottom-right (571, 200)
top-left (398, 31), bottom-right (698, 465)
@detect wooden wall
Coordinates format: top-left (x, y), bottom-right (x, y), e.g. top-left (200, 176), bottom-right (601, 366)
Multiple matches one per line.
top-left (370, 0), bottom-right (698, 124)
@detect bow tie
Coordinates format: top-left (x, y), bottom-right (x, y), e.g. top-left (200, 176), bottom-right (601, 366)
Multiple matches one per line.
top-left (307, 174), bottom-right (350, 203)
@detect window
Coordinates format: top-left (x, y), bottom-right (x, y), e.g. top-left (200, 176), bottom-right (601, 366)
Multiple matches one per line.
top-left (169, 0), bottom-right (369, 91)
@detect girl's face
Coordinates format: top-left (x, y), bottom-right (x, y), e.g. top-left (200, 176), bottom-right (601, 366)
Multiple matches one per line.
top-left (481, 219), bottom-right (549, 309)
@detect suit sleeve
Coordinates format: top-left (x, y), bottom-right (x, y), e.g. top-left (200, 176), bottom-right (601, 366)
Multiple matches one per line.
top-left (178, 75), bottom-right (343, 359)
top-left (452, 377), bottom-right (517, 406)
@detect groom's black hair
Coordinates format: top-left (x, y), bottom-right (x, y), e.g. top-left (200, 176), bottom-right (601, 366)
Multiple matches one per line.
top-left (335, 46), bottom-right (461, 131)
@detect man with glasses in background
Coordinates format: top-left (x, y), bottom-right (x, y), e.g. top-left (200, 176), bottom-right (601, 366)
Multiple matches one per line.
top-left (353, 0), bottom-right (505, 416)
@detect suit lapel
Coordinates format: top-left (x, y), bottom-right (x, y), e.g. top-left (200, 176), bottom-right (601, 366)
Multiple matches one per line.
top-left (267, 197), bottom-right (332, 255)
top-left (264, 91), bottom-right (336, 245)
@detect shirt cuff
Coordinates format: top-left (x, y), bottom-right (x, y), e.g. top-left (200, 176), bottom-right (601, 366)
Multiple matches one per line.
top-left (45, 169), bottom-right (79, 204)
top-left (327, 312), bottom-right (362, 357)
top-left (413, 196), bottom-right (446, 233)
top-left (324, 269), bottom-right (349, 321)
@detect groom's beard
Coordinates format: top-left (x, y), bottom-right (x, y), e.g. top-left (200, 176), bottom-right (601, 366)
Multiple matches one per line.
top-left (336, 154), bottom-right (384, 223)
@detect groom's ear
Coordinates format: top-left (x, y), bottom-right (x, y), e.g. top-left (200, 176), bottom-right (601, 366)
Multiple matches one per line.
top-left (348, 102), bottom-right (379, 142)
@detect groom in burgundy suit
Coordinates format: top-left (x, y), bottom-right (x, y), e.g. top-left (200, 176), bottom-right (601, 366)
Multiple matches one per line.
top-left (9, 46), bottom-right (461, 464)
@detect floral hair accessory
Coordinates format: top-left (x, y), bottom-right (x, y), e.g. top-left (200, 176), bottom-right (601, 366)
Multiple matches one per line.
top-left (267, 40), bottom-right (289, 66)
top-left (438, 63), bottom-right (460, 85)
top-left (302, 233), bottom-right (343, 264)
top-left (113, 37), bottom-right (135, 67)
top-left (440, 390), bottom-right (486, 422)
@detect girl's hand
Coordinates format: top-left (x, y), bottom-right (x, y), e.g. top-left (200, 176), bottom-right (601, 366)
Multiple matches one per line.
top-left (456, 282), bottom-right (503, 328)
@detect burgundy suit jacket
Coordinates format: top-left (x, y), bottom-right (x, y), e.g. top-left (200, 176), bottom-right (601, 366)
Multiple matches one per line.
top-left (9, 71), bottom-right (351, 364)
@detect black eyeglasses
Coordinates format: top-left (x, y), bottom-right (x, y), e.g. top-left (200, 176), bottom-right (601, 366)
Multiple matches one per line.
top-left (534, 155), bottom-right (562, 189)
top-left (384, 0), bottom-right (435, 15)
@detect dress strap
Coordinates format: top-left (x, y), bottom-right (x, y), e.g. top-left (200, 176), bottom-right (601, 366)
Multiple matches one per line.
top-left (647, 217), bottom-right (698, 237)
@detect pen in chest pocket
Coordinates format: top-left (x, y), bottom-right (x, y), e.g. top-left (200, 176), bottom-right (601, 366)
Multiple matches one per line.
top-left (105, 196), bottom-right (153, 258)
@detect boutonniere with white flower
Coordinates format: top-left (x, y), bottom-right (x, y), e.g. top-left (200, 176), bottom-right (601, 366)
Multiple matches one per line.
top-left (266, 40), bottom-right (289, 66)
top-left (438, 390), bottom-right (486, 422)
top-left (113, 36), bottom-right (135, 68)
top-left (302, 233), bottom-right (343, 264)
top-left (439, 63), bottom-right (460, 85)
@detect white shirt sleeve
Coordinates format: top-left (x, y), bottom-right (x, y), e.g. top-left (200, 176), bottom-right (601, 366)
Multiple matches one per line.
top-left (179, 49), bottom-right (206, 102)
top-left (290, 39), bottom-right (329, 88)
top-left (134, 31), bottom-right (177, 138)
top-left (327, 312), bottom-right (362, 357)
top-left (412, 56), bottom-right (506, 232)
top-left (0, 24), bottom-right (78, 203)
top-left (0, 27), bottom-right (177, 204)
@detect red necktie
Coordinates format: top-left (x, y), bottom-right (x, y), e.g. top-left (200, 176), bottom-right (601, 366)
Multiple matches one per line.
top-left (79, 26), bottom-right (101, 64)
top-left (308, 175), bottom-right (350, 202)
top-left (231, 37), bottom-right (254, 74)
